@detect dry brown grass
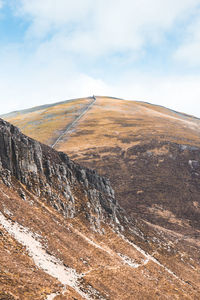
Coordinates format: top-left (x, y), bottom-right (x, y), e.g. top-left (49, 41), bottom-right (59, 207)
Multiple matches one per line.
top-left (6, 98), bottom-right (91, 145)
top-left (54, 97), bottom-right (200, 154)
top-left (3, 97), bottom-right (200, 298)
top-left (5, 96), bottom-right (200, 151)
top-left (1, 181), bottom-right (198, 300)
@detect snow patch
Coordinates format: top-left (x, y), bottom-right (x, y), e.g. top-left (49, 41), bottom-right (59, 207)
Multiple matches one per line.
top-left (46, 293), bottom-right (59, 300)
top-left (118, 233), bottom-right (183, 282)
top-left (117, 253), bottom-right (149, 268)
top-left (118, 253), bottom-right (140, 268)
top-left (0, 212), bottom-right (94, 300)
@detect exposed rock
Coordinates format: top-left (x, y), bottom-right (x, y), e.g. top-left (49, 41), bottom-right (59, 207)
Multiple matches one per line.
top-left (18, 188), bottom-right (26, 200)
top-left (0, 118), bottom-right (119, 229)
top-left (188, 159), bottom-right (200, 170)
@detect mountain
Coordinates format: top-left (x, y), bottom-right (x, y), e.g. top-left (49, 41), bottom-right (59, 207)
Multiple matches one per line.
top-left (4, 96), bottom-right (200, 231)
top-left (1, 97), bottom-right (200, 299)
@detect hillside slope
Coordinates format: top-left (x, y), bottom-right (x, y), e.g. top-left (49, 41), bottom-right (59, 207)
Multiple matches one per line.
top-left (5, 96), bottom-right (200, 232)
top-left (2, 97), bottom-right (200, 298)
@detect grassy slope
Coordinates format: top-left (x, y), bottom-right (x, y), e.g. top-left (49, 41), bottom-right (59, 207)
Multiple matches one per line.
top-left (5, 96), bottom-right (200, 228)
top-left (5, 98), bottom-right (92, 145)
top-left (2, 180), bottom-right (198, 299)
top-left (2, 96), bottom-right (200, 298)
top-left (54, 97), bottom-right (200, 229)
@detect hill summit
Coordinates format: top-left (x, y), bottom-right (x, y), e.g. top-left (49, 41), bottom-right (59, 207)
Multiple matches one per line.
top-left (1, 97), bottom-right (200, 299)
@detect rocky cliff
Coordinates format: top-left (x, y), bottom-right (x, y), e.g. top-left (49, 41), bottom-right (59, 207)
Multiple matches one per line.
top-left (1, 112), bottom-right (200, 299)
top-left (0, 118), bottom-right (119, 231)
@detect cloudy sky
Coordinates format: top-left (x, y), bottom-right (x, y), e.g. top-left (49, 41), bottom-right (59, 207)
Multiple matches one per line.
top-left (0, 0), bottom-right (200, 116)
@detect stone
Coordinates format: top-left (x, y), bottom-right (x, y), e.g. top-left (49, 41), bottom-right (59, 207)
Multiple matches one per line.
top-left (0, 118), bottom-right (121, 229)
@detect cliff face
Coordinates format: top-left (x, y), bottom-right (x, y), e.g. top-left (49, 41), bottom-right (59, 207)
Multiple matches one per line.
top-left (0, 118), bottom-right (117, 230)
top-left (0, 117), bottom-right (200, 299)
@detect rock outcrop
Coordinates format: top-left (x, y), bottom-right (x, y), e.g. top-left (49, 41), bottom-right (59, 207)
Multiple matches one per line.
top-left (0, 118), bottom-right (118, 230)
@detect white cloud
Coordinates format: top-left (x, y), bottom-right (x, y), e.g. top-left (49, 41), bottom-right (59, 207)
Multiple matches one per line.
top-left (174, 14), bottom-right (200, 66)
top-left (0, 0), bottom-right (4, 9)
top-left (110, 73), bottom-right (200, 118)
top-left (17, 0), bottom-right (92, 24)
top-left (0, 44), bottom-right (111, 114)
top-left (15, 0), bottom-right (93, 38)
top-left (1, 0), bottom-right (200, 118)
top-left (15, 0), bottom-right (200, 56)
top-left (1, 50), bottom-right (200, 119)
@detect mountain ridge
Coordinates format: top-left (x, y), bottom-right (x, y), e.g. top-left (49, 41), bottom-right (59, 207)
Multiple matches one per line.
top-left (1, 97), bottom-right (200, 299)
top-left (2, 96), bottom-right (199, 121)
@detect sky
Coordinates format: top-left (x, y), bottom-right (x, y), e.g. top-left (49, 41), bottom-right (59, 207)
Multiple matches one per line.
top-left (0, 1), bottom-right (200, 117)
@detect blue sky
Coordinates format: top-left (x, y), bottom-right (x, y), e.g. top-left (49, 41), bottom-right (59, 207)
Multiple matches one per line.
top-left (1, 0), bottom-right (200, 117)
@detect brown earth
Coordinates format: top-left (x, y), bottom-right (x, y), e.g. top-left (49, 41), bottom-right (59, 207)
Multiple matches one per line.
top-left (1, 179), bottom-right (200, 300)
top-left (2, 96), bottom-right (200, 299)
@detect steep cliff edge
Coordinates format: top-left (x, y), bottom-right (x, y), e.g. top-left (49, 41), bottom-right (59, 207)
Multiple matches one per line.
top-left (0, 118), bottom-right (200, 299)
top-left (0, 118), bottom-right (119, 231)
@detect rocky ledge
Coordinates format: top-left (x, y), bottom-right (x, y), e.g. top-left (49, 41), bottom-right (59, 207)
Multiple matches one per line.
top-left (0, 119), bottom-right (120, 231)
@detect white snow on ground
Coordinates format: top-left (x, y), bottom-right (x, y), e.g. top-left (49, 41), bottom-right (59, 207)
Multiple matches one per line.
top-left (118, 233), bottom-right (184, 282)
top-left (0, 212), bottom-right (93, 300)
top-left (73, 228), bottom-right (109, 252)
top-left (0, 210), bottom-right (187, 299)
top-left (74, 228), bottom-right (151, 270)
top-left (74, 228), bottom-right (151, 271)
top-left (3, 206), bottom-right (13, 217)
top-left (46, 293), bottom-right (59, 300)
top-left (117, 253), bottom-right (149, 268)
